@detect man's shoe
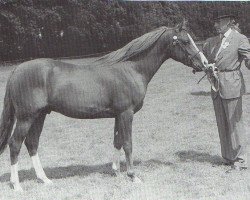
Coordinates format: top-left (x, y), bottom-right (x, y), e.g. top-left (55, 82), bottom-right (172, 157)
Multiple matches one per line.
top-left (222, 158), bottom-right (234, 166)
top-left (231, 165), bottom-right (247, 171)
top-left (233, 157), bottom-right (247, 169)
top-left (225, 158), bottom-right (247, 173)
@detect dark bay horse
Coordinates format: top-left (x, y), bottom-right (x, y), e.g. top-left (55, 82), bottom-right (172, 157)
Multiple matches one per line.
top-left (0, 21), bottom-right (208, 191)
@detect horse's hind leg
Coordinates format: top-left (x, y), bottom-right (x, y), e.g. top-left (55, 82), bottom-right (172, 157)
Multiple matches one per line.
top-left (9, 118), bottom-right (33, 191)
top-left (24, 113), bottom-right (52, 185)
top-left (112, 117), bottom-right (122, 175)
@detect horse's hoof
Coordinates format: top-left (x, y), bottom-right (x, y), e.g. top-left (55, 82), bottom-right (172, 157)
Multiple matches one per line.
top-left (132, 176), bottom-right (142, 183)
top-left (37, 178), bottom-right (53, 185)
top-left (112, 170), bottom-right (121, 177)
top-left (14, 186), bottom-right (24, 192)
top-left (10, 182), bottom-right (24, 192)
top-left (127, 172), bottom-right (142, 183)
top-left (44, 179), bottom-right (53, 186)
top-left (112, 162), bottom-right (121, 177)
top-left (112, 163), bottom-right (120, 171)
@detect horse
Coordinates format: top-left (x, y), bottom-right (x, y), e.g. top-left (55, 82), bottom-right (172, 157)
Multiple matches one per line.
top-left (0, 20), bottom-right (208, 191)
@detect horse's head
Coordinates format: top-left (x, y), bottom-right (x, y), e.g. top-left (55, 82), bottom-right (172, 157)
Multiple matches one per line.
top-left (170, 19), bottom-right (207, 73)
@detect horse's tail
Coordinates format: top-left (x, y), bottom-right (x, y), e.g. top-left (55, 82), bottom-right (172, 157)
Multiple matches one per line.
top-left (0, 79), bottom-right (15, 155)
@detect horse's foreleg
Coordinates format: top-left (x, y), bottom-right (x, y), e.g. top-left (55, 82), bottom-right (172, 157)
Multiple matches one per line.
top-left (117, 109), bottom-right (141, 182)
top-left (112, 117), bottom-right (122, 175)
top-left (25, 113), bottom-right (52, 185)
top-left (9, 119), bottom-right (33, 191)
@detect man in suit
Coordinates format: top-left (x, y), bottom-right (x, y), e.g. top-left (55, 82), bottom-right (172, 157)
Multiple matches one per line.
top-left (202, 12), bottom-right (250, 171)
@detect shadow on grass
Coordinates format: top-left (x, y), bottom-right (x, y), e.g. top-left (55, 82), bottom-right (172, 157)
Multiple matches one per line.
top-left (175, 150), bottom-right (225, 166)
top-left (0, 159), bottom-right (173, 183)
top-left (191, 91), bottom-right (250, 96)
top-left (190, 91), bottom-right (211, 96)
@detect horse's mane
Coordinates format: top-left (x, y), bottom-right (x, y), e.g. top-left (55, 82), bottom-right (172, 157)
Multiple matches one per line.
top-left (94, 26), bottom-right (169, 65)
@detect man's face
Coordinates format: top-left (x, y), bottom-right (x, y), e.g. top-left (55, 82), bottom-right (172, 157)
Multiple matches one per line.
top-left (214, 18), bottom-right (230, 34)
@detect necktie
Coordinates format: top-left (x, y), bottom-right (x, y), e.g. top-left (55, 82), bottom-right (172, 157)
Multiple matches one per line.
top-left (212, 35), bottom-right (223, 62)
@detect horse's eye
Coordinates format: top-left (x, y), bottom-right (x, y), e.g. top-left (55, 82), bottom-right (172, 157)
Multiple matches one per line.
top-left (183, 40), bottom-right (190, 45)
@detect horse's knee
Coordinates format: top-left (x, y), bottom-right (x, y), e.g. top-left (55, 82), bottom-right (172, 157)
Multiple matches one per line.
top-left (114, 140), bottom-right (123, 150)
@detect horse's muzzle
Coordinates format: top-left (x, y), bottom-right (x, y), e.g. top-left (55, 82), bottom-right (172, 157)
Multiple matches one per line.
top-left (192, 64), bottom-right (203, 74)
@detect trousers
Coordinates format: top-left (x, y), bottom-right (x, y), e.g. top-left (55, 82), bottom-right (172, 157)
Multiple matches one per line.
top-left (212, 94), bottom-right (247, 161)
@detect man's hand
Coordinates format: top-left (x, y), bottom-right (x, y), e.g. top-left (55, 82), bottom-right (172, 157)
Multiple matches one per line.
top-left (205, 63), bottom-right (219, 92)
top-left (204, 63), bottom-right (217, 74)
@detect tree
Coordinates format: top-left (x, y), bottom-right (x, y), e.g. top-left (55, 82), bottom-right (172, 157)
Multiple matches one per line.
top-left (0, 0), bottom-right (249, 61)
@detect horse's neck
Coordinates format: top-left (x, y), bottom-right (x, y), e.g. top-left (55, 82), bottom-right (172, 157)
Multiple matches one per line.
top-left (133, 40), bottom-right (170, 84)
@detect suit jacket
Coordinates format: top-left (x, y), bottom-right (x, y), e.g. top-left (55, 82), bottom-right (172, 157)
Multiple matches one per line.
top-left (203, 30), bottom-right (250, 99)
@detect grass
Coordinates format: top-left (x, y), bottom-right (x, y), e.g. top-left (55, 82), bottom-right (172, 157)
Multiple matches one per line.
top-left (0, 58), bottom-right (249, 200)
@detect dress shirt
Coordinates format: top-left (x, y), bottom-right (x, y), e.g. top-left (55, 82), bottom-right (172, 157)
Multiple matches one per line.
top-left (215, 28), bottom-right (232, 60)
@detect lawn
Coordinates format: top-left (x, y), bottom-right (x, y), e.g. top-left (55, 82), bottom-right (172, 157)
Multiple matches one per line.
top-left (0, 58), bottom-right (249, 200)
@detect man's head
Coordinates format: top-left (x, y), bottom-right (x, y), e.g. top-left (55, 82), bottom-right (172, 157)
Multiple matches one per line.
top-left (213, 12), bottom-right (236, 35)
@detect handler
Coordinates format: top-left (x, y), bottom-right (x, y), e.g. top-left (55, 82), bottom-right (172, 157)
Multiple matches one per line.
top-left (202, 11), bottom-right (250, 170)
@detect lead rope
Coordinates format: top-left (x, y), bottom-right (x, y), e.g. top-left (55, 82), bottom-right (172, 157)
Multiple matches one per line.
top-left (198, 63), bottom-right (219, 92)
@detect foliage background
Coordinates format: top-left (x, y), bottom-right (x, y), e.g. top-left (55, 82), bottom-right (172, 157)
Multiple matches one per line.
top-left (0, 0), bottom-right (249, 61)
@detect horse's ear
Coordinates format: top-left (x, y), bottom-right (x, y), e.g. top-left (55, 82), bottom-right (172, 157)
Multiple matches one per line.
top-left (183, 18), bottom-right (188, 29)
top-left (183, 18), bottom-right (188, 24)
top-left (175, 21), bottom-right (183, 32)
top-left (175, 19), bottom-right (188, 32)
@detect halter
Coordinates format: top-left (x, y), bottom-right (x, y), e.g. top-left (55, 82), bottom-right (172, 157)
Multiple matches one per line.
top-left (172, 35), bottom-right (203, 73)
top-left (173, 34), bottom-right (220, 91)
